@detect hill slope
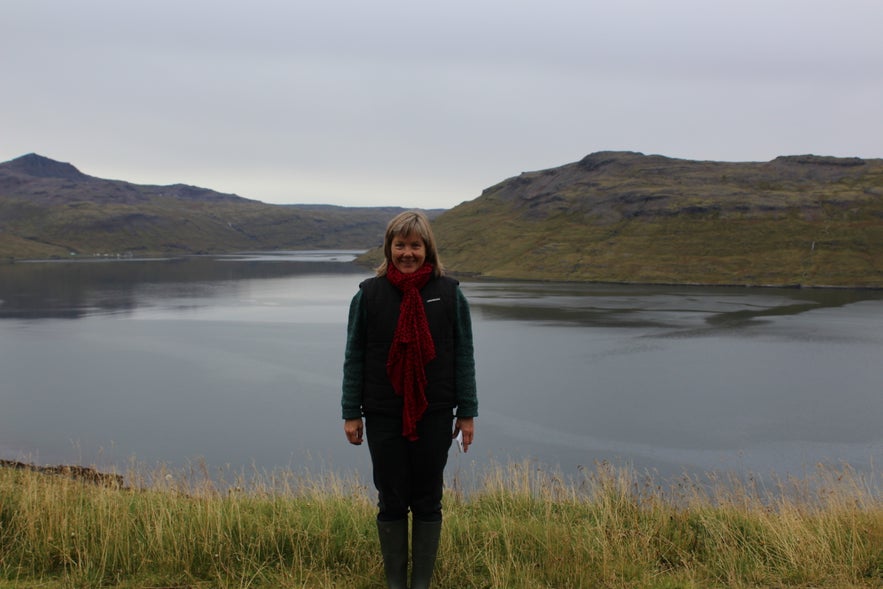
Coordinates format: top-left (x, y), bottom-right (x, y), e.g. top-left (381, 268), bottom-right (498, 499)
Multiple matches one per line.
top-left (430, 151), bottom-right (883, 287)
top-left (0, 154), bottom-right (422, 259)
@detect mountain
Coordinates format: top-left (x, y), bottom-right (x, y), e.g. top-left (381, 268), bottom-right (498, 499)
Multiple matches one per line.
top-left (0, 154), bottom-right (433, 260)
top-left (1, 153), bottom-right (88, 181)
top-left (427, 151), bottom-right (883, 287)
top-left (6, 152), bottom-right (882, 288)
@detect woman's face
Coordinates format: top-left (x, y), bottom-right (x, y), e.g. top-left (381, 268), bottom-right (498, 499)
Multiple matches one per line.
top-left (390, 232), bottom-right (426, 274)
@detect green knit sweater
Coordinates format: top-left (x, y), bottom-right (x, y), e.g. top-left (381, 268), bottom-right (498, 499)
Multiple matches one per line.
top-left (341, 283), bottom-right (478, 420)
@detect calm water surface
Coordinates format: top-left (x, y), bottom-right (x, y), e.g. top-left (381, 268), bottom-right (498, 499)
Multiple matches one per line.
top-left (1, 253), bottom-right (881, 486)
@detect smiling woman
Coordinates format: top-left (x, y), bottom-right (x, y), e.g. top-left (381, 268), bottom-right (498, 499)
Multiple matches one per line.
top-left (390, 234), bottom-right (426, 274)
top-left (376, 211), bottom-right (443, 277)
top-left (341, 211), bottom-right (477, 589)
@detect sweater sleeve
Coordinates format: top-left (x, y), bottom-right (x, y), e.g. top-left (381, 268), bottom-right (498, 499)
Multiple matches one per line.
top-left (341, 289), bottom-right (366, 419)
top-left (453, 286), bottom-right (478, 418)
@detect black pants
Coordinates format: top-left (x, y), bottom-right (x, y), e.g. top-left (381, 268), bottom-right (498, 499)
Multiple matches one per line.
top-left (366, 410), bottom-right (454, 522)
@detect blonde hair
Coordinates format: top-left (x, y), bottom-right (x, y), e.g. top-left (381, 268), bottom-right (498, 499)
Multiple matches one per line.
top-left (376, 210), bottom-right (445, 277)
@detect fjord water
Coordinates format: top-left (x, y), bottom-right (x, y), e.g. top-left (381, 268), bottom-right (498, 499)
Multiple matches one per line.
top-left (1, 253), bottom-right (881, 484)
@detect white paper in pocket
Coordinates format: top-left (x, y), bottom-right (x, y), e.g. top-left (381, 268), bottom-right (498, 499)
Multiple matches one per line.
top-left (455, 430), bottom-right (464, 453)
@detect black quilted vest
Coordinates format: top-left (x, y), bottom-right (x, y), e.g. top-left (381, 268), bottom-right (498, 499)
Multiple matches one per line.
top-left (360, 274), bottom-right (459, 417)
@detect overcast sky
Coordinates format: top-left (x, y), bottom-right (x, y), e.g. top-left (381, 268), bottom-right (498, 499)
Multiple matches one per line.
top-left (3, 0), bottom-right (882, 208)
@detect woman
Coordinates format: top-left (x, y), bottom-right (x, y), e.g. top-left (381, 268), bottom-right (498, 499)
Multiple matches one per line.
top-left (342, 210), bottom-right (477, 589)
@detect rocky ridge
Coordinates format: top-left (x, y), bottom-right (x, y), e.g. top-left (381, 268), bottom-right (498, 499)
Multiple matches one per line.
top-left (429, 151), bottom-right (883, 287)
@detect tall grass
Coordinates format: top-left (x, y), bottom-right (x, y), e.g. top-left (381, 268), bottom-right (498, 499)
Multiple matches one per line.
top-left (0, 460), bottom-right (880, 588)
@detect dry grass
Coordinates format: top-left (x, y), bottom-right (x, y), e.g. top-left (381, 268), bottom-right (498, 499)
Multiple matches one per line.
top-left (0, 460), bottom-right (880, 588)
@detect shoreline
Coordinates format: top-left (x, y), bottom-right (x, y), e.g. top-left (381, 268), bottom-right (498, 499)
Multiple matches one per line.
top-left (3, 251), bottom-right (881, 290)
top-left (0, 459), bottom-right (124, 487)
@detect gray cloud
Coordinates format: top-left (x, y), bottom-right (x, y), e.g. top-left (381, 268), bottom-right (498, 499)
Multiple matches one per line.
top-left (2, 0), bottom-right (882, 207)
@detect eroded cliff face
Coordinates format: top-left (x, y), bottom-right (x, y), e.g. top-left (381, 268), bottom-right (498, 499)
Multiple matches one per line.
top-left (432, 152), bottom-right (883, 287)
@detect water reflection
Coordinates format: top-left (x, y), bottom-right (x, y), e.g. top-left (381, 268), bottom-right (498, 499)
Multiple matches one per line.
top-left (1, 256), bottom-right (881, 484)
top-left (0, 252), bottom-right (366, 319)
top-left (461, 281), bottom-right (883, 481)
top-left (465, 280), bottom-right (883, 333)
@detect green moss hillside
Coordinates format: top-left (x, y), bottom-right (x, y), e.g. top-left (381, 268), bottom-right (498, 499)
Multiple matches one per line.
top-left (432, 152), bottom-right (883, 287)
top-left (0, 154), bottom-right (422, 260)
top-left (6, 151), bottom-right (882, 287)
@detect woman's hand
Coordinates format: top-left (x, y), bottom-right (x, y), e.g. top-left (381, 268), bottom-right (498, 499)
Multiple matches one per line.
top-left (344, 418), bottom-right (364, 445)
top-left (453, 417), bottom-right (475, 453)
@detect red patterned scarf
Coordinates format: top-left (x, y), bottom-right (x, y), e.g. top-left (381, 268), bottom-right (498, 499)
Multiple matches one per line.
top-left (385, 263), bottom-right (436, 441)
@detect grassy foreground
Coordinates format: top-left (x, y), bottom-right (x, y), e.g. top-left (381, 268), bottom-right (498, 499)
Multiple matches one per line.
top-left (0, 461), bottom-right (880, 589)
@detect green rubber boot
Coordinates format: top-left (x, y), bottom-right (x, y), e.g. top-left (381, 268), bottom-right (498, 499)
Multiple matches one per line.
top-left (410, 519), bottom-right (442, 589)
top-left (376, 519), bottom-right (409, 589)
